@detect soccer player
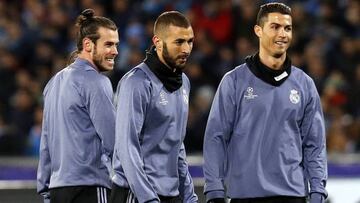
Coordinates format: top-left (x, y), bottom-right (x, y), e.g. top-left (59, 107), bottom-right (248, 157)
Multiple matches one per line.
top-left (110, 11), bottom-right (198, 203)
top-left (37, 9), bottom-right (118, 203)
top-left (203, 2), bottom-right (327, 203)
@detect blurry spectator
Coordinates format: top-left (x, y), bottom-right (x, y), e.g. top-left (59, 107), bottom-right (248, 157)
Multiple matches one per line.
top-left (0, 114), bottom-right (20, 155)
top-left (303, 37), bottom-right (328, 93)
top-left (347, 64), bottom-right (360, 118)
top-left (331, 36), bottom-right (359, 80)
top-left (322, 71), bottom-right (348, 112)
top-left (141, 0), bottom-right (166, 16)
top-left (110, 0), bottom-right (132, 37)
top-left (185, 85), bottom-right (215, 152)
top-left (9, 88), bottom-right (35, 138)
top-left (191, 0), bottom-right (233, 45)
top-left (327, 121), bottom-right (349, 154)
top-left (232, 0), bottom-right (258, 42)
top-left (347, 118), bottom-right (360, 153)
top-left (350, 119), bottom-right (360, 152)
top-left (0, 0), bottom-right (358, 156)
top-left (216, 45), bottom-right (236, 77)
top-left (164, 0), bottom-right (193, 12)
top-left (29, 40), bottom-right (55, 73)
top-left (26, 105), bottom-right (43, 156)
top-left (342, 0), bottom-right (360, 37)
top-left (234, 36), bottom-right (256, 64)
top-left (0, 49), bottom-right (17, 113)
top-left (191, 30), bottom-right (220, 86)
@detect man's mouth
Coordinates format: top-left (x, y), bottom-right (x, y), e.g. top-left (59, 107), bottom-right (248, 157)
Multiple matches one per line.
top-left (275, 41), bottom-right (287, 46)
top-left (178, 55), bottom-right (189, 61)
top-left (105, 58), bottom-right (115, 64)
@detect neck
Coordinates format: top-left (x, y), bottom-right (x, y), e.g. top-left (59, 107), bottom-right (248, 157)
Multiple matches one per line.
top-left (156, 50), bottom-right (175, 72)
top-left (258, 49), bottom-right (286, 70)
top-left (77, 52), bottom-right (98, 71)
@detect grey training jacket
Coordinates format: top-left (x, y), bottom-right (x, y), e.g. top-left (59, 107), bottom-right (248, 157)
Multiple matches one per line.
top-left (37, 58), bottom-right (115, 201)
top-left (204, 64), bottom-right (327, 200)
top-left (112, 63), bottom-right (197, 203)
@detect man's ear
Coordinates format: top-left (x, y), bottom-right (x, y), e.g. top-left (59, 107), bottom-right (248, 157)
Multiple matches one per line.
top-left (152, 35), bottom-right (162, 51)
top-left (254, 25), bottom-right (262, 38)
top-left (83, 38), bottom-right (93, 52)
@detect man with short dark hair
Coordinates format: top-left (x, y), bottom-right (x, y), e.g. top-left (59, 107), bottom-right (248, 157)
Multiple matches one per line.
top-left (203, 2), bottom-right (327, 203)
top-left (37, 9), bottom-right (118, 203)
top-left (110, 11), bottom-right (198, 203)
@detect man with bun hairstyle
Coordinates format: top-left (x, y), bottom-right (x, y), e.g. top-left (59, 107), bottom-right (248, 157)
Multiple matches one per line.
top-left (110, 11), bottom-right (198, 203)
top-left (203, 2), bottom-right (327, 203)
top-left (37, 9), bottom-right (119, 203)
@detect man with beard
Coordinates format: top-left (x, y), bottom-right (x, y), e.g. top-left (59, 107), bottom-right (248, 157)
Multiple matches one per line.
top-left (37, 9), bottom-right (118, 203)
top-left (203, 2), bottom-right (327, 203)
top-left (110, 11), bottom-right (198, 203)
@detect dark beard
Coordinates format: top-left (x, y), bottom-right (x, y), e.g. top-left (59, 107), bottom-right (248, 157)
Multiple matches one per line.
top-left (162, 42), bottom-right (186, 70)
top-left (273, 53), bottom-right (284, 58)
top-left (93, 45), bottom-right (106, 72)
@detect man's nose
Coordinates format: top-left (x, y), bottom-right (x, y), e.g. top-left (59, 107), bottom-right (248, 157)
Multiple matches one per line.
top-left (278, 28), bottom-right (286, 37)
top-left (182, 42), bottom-right (191, 54)
top-left (112, 46), bottom-right (118, 55)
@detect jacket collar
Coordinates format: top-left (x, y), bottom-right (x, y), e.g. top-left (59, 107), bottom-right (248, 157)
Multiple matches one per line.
top-left (144, 47), bottom-right (183, 92)
top-left (245, 52), bottom-right (292, 86)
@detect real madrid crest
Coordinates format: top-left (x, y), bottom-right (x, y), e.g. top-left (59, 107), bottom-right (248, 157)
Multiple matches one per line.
top-left (289, 89), bottom-right (300, 104)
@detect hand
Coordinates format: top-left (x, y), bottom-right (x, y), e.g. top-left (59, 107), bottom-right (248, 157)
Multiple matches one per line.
top-left (43, 193), bottom-right (50, 203)
top-left (309, 193), bottom-right (325, 203)
top-left (207, 198), bottom-right (226, 203)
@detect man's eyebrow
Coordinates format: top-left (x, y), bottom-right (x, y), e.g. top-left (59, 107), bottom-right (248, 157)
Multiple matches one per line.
top-left (269, 22), bottom-right (292, 26)
top-left (174, 38), bottom-right (186, 43)
top-left (174, 37), bottom-right (194, 42)
top-left (104, 41), bottom-right (118, 44)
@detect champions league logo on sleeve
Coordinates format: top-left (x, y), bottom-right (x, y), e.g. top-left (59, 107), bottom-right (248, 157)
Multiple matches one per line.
top-left (159, 90), bottom-right (169, 105)
top-left (289, 89), bottom-right (300, 104)
top-left (244, 87), bottom-right (258, 99)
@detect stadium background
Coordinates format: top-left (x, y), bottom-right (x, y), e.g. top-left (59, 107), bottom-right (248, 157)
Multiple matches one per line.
top-left (0, 0), bottom-right (359, 202)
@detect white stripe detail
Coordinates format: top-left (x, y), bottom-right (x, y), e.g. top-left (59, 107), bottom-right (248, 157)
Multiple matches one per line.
top-left (131, 191), bottom-right (135, 203)
top-left (126, 190), bottom-right (130, 203)
top-left (97, 187), bottom-right (100, 203)
top-left (100, 187), bottom-right (103, 203)
top-left (131, 190), bottom-right (137, 203)
top-left (102, 187), bottom-right (105, 203)
top-left (129, 191), bottom-right (133, 203)
top-left (104, 188), bottom-right (107, 203)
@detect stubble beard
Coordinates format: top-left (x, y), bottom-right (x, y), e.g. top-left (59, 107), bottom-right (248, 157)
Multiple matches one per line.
top-left (162, 42), bottom-right (186, 70)
top-left (93, 46), bottom-right (108, 72)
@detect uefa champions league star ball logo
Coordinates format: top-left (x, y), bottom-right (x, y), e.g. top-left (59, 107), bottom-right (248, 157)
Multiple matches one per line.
top-left (159, 90), bottom-right (169, 105)
top-left (289, 89), bottom-right (300, 104)
top-left (244, 87), bottom-right (258, 99)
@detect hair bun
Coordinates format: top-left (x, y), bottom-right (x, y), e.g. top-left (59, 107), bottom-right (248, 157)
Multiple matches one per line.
top-left (81, 9), bottom-right (94, 19)
top-left (76, 8), bottom-right (94, 26)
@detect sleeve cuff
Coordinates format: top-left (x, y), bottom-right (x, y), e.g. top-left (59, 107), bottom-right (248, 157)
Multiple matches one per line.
top-left (44, 197), bottom-right (50, 203)
top-left (145, 200), bottom-right (160, 203)
top-left (310, 192), bottom-right (325, 203)
top-left (205, 190), bottom-right (225, 202)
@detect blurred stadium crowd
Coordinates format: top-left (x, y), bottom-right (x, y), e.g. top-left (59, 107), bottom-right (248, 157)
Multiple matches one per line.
top-left (0, 0), bottom-right (359, 157)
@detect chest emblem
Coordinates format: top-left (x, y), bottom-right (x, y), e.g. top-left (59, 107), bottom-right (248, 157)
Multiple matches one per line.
top-left (289, 89), bottom-right (300, 104)
top-left (244, 87), bottom-right (258, 99)
top-left (159, 90), bottom-right (168, 105)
